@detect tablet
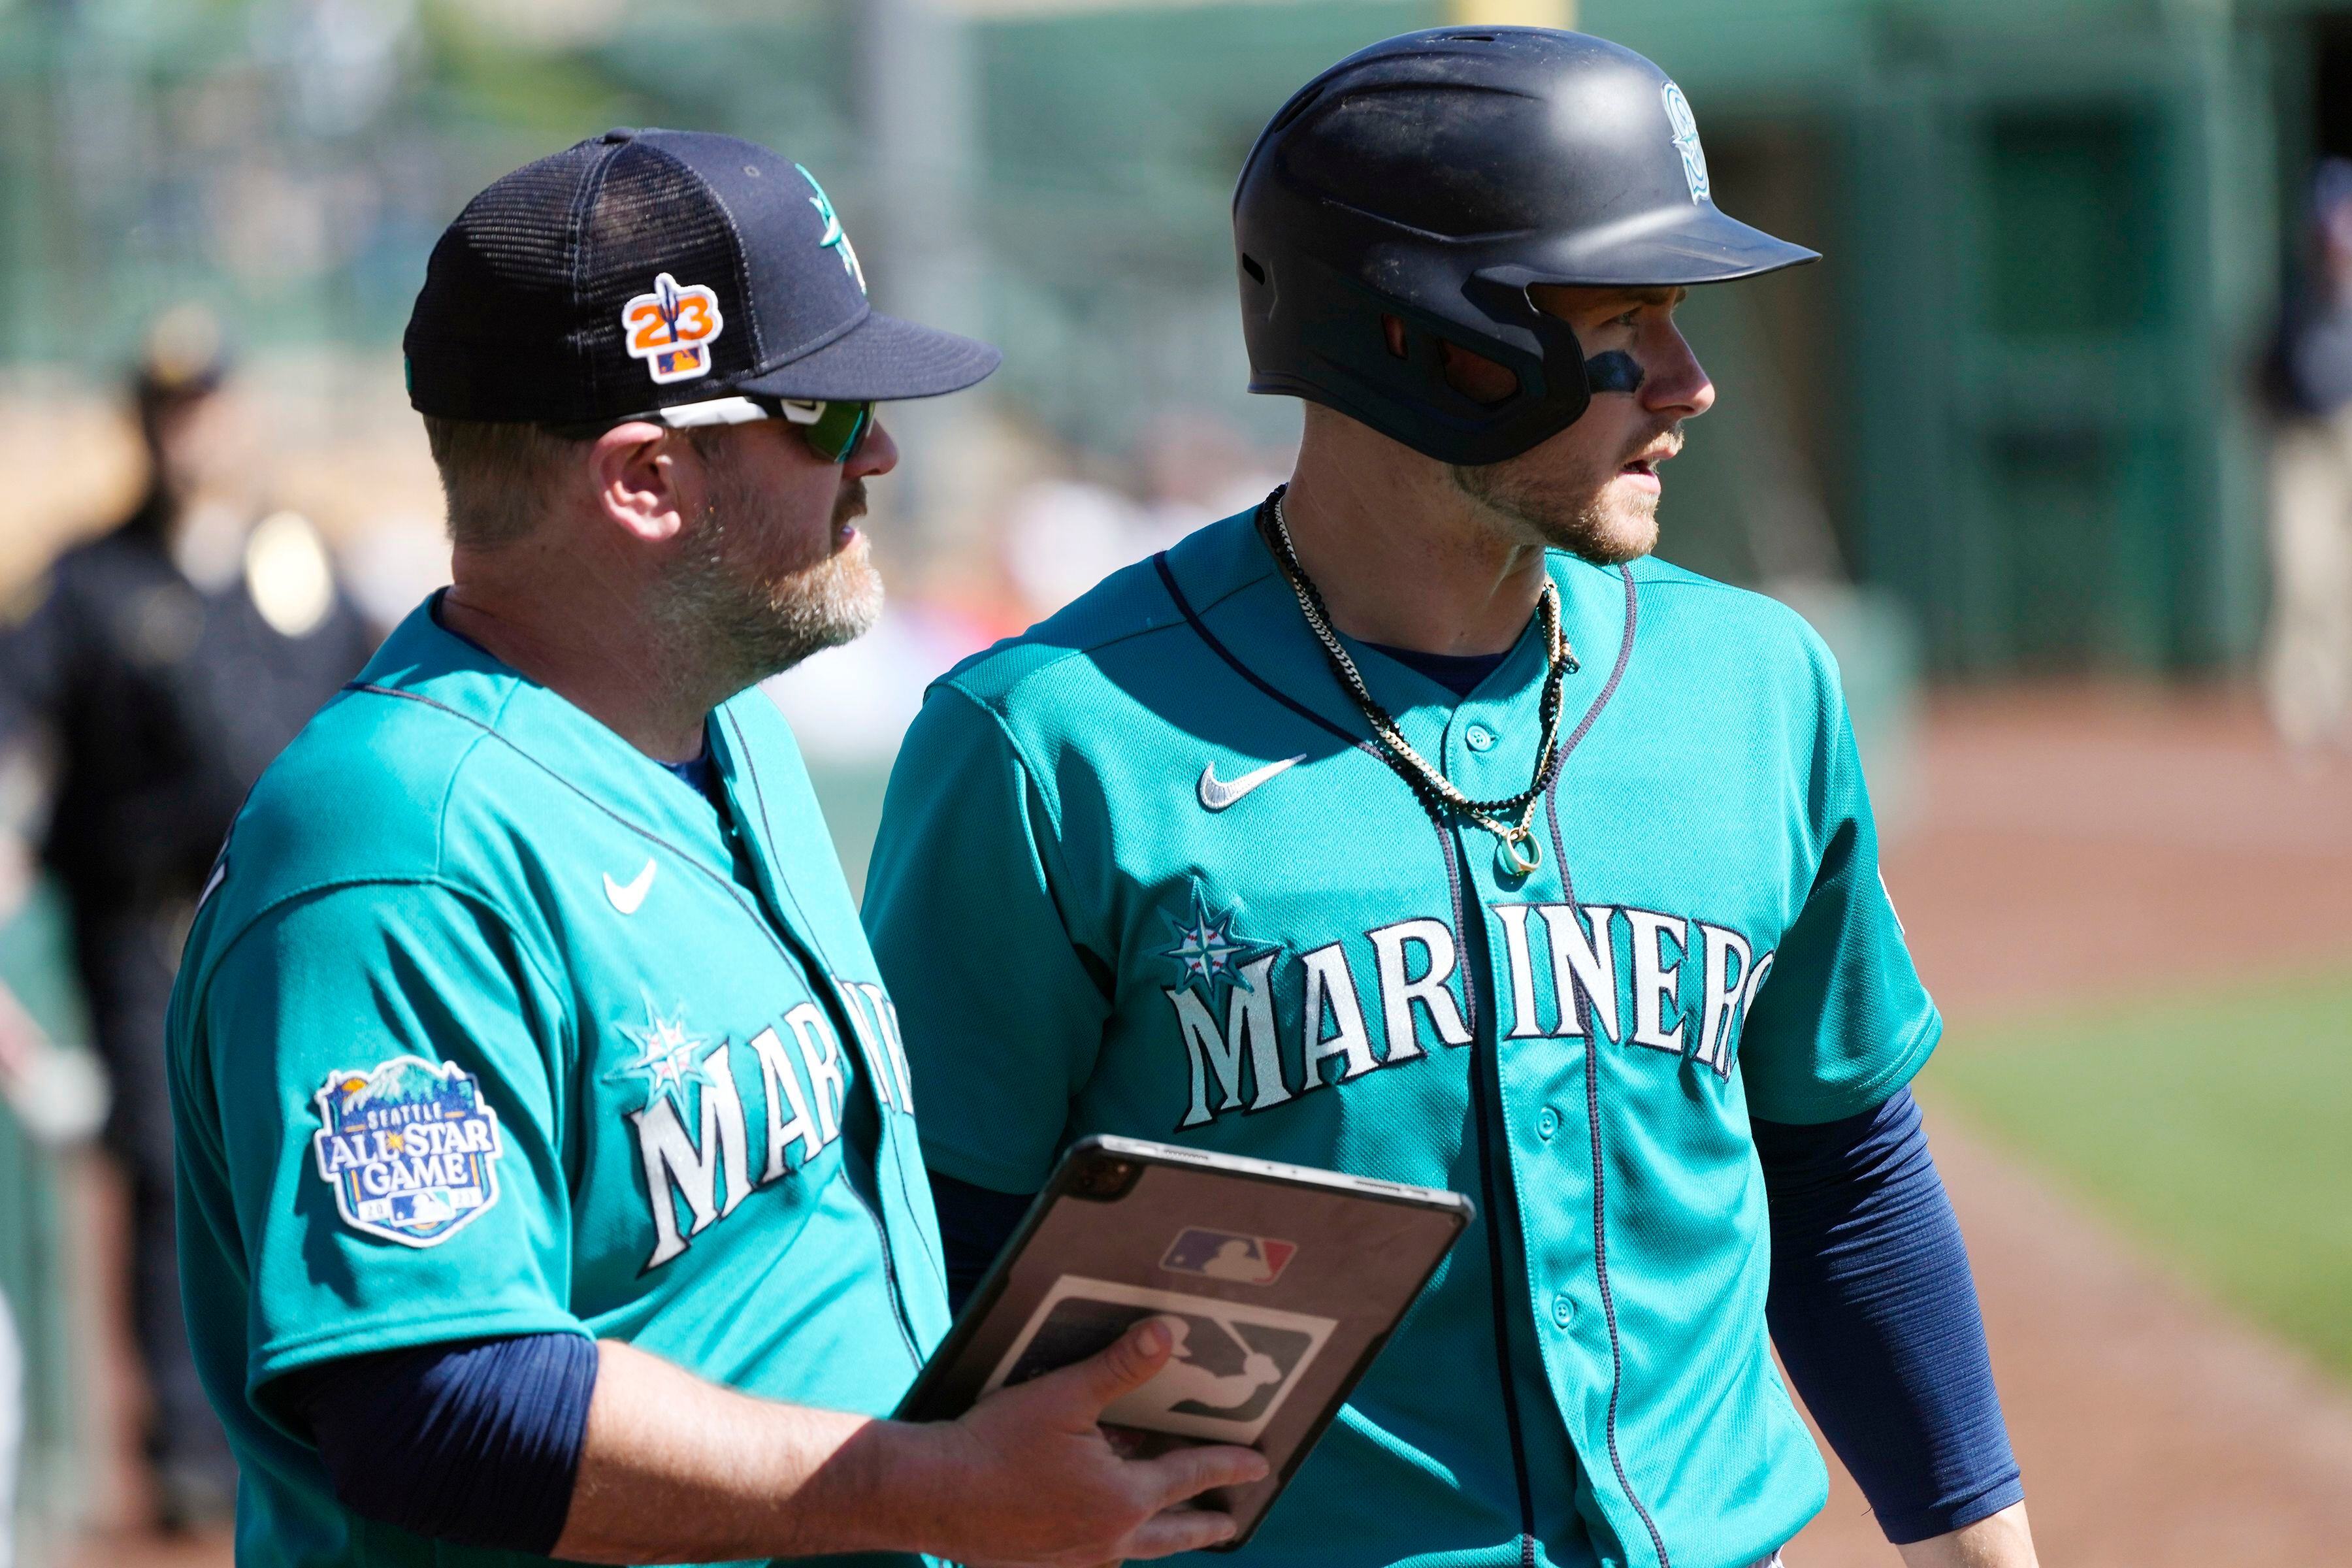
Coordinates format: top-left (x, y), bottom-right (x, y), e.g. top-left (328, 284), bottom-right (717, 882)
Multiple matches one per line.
top-left (896, 1134), bottom-right (1473, 1548)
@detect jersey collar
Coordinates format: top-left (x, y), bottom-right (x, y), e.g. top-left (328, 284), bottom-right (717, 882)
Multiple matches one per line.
top-left (1158, 515), bottom-right (1629, 736)
top-left (357, 595), bottom-right (751, 875)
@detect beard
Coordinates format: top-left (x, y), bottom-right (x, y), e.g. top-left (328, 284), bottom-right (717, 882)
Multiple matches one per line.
top-left (1448, 419), bottom-right (1682, 566)
top-left (652, 468), bottom-right (884, 696)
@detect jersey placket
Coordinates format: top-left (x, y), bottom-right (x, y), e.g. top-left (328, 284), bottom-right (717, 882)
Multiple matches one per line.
top-left (1336, 640), bottom-right (1587, 1568)
top-left (708, 715), bottom-right (935, 1362)
top-left (1449, 568), bottom-right (1666, 1568)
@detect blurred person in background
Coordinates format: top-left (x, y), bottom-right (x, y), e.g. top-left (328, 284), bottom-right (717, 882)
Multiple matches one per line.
top-left (2262, 158), bottom-right (2352, 755)
top-left (0, 307), bottom-right (380, 1528)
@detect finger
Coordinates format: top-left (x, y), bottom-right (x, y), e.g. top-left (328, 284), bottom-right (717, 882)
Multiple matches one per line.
top-left (1054, 1318), bottom-right (1176, 1412)
top-left (1122, 1507), bottom-right (1240, 1560)
top-left (1139, 1441), bottom-right (1271, 1506)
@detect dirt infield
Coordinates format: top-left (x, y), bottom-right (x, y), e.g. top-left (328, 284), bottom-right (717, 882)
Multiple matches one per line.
top-left (63, 683), bottom-right (2352, 1567)
top-left (1789, 684), bottom-right (2352, 1567)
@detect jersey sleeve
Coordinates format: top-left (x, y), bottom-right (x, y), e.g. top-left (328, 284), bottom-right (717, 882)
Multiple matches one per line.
top-left (1736, 670), bottom-right (1940, 1125)
top-left (175, 881), bottom-right (587, 1396)
top-left (863, 683), bottom-right (1111, 1193)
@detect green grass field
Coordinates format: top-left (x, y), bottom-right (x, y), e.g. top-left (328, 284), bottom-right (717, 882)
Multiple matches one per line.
top-left (1923, 970), bottom-right (2352, 1380)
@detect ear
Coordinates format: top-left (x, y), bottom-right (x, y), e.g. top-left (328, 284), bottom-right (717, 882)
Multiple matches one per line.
top-left (588, 421), bottom-right (695, 544)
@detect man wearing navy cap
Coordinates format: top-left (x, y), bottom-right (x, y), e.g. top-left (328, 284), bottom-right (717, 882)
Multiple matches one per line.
top-left (164, 129), bottom-right (1265, 1567)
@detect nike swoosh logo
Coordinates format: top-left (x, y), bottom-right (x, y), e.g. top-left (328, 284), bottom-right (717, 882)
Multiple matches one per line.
top-left (1198, 755), bottom-right (1305, 811)
top-left (604, 857), bottom-right (657, 915)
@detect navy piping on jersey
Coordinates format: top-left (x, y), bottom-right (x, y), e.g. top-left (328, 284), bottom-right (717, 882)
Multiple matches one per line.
top-left (338, 681), bottom-right (923, 1364)
top-left (720, 705), bottom-right (943, 1318)
top-left (1539, 568), bottom-right (1669, 1568)
top-left (1150, 554), bottom-right (1367, 753)
top-left (1151, 542), bottom-right (1641, 1565)
top-left (1449, 834), bottom-right (1537, 1568)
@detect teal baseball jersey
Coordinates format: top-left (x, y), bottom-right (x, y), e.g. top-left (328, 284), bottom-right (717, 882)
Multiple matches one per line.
top-left (865, 512), bottom-right (1939, 1568)
top-left (166, 602), bottom-right (948, 1568)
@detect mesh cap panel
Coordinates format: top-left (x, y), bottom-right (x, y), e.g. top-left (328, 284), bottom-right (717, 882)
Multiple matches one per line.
top-left (406, 127), bottom-right (996, 424)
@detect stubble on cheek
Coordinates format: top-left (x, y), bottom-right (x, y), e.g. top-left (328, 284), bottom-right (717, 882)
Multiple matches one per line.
top-left (1448, 450), bottom-right (1658, 566)
top-left (658, 468), bottom-right (886, 687)
top-left (1445, 417), bottom-right (1678, 567)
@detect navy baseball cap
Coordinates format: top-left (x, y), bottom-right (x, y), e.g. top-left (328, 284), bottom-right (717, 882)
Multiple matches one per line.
top-left (404, 127), bottom-right (1000, 426)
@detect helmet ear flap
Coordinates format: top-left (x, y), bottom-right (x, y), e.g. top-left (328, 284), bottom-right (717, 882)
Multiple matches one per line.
top-left (1367, 304), bottom-right (1543, 433)
top-left (1252, 252), bottom-right (1596, 465)
top-left (1459, 270), bottom-right (1591, 429)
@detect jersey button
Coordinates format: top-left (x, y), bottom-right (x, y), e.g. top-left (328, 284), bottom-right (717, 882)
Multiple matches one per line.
top-left (1464, 723), bottom-right (1498, 753)
top-left (1550, 1292), bottom-right (1576, 1329)
top-left (1537, 1107), bottom-right (1559, 1140)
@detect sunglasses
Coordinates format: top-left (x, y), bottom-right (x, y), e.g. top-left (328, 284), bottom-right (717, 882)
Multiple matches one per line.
top-left (774, 397), bottom-right (875, 463)
top-left (596, 393), bottom-right (876, 463)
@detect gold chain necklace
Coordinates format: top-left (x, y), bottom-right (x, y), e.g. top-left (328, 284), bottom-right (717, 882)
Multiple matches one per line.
top-left (1263, 487), bottom-right (1576, 875)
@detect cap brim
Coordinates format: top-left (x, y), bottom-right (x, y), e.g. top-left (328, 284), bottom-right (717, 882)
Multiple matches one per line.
top-left (1528, 203), bottom-right (1820, 287)
top-left (736, 310), bottom-right (1001, 402)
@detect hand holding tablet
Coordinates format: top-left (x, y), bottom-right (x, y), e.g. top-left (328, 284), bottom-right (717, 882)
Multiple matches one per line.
top-left (902, 1136), bottom-right (1473, 1547)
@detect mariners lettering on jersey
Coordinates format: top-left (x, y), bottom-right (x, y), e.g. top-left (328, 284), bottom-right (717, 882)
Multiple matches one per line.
top-left (1161, 887), bottom-right (1777, 1129)
top-left (1161, 885), bottom-right (1471, 1129)
top-left (612, 987), bottom-right (912, 1271)
top-left (1491, 903), bottom-right (1774, 1074)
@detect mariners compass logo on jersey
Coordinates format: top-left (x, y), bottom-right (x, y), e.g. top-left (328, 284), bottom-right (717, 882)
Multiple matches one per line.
top-left (1163, 885), bottom-right (1281, 995)
top-left (312, 1057), bottom-right (503, 1247)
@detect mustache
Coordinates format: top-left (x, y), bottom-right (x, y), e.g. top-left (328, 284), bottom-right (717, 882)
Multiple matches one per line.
top-left (1624, 422), bottom-right (1684, 465)
top-left (832, 479), bottom-right (868, 532)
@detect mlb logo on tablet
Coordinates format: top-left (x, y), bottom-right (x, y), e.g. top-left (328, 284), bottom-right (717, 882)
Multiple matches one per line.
top-left (1162, 1227), bottom-right (1297, 1285)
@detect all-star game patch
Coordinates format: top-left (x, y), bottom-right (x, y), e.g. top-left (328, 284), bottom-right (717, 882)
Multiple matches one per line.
top-left (312, 1056), bottom-right (503, 1247)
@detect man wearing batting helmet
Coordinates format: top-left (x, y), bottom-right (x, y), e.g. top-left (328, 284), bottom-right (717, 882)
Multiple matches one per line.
top-left (165, 129), bottom-right (1264, 1567)
top-left (869, 31), bottom-right (2038, 1568)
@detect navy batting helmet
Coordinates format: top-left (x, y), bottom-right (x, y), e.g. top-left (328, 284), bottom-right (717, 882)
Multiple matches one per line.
top-left (1233, 28), bottom-right (1816, 466)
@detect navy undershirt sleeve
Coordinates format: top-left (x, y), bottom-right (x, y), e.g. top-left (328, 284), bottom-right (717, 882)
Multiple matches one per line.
top-left (931, 1169), bottom-right (1035, 1313)
top-left (1755, 1088), bottom-right (2023, 1543)
top-left (273, 1331), bottom-right (598, 1554)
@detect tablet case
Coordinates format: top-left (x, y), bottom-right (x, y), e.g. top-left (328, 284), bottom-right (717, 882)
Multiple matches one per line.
top-left (898, 1135), bottom-right (1473, 1547)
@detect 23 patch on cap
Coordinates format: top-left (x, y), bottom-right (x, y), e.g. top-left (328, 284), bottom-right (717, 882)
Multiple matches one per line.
top-left (622, 272), bottom-right (725, 384)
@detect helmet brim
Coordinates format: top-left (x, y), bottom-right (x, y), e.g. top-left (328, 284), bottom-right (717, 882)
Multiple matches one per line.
top-left (1516, 202), bottom-right (1819, 288)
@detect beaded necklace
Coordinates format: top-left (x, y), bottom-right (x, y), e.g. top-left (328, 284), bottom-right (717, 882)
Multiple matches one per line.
top-left (1261, 487), bottom-right (1576, 875)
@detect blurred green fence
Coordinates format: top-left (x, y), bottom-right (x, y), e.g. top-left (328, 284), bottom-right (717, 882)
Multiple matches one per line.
top-left (0, 0), bottom-right (2328, 677)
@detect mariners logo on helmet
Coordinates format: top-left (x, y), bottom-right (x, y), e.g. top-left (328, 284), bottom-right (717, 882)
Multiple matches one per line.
top-left (1231, 29), bottom-right (1815, 466)
top-left (1661, 82), bottom-right (1710, 204)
